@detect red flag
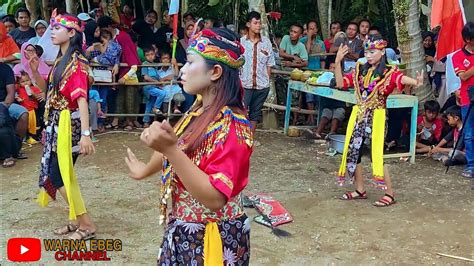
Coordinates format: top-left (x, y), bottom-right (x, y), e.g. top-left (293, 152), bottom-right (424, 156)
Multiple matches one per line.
top-left (431, 0), bottom-right (467, 59)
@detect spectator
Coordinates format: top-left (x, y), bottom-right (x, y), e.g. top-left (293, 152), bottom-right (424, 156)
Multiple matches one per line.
top-left (183, 12), bottom-right (195, 25)
top-left (204, 18), bottom-right (215, 29)
top-left (0, 62), bottom-right (28, 159)
top-left (175, 20), bottom-right (197, 112)
top-left (120, 4), bottom-right (135, 30)
top-left (156, 10), bottom-right (185, 52)
top-left (28, 20), bottom-right (48, 45)
top-left (88, 88), bottom-right (104, 141)
top-left (132, 9), bottom-right (160, 48)
top-left (324, 21), bottom-right (341, 52)
top-left (429, 106), bottom-right (465, 166)
top-left (141, 47), bottom-right (167, 127)
top-left (300, 20), bottom-right (326, 70)
top-left (415, 100), bottom-right (443, 153)
top-left (305, 62), bottom-right (346, 138)
top-left (452, 21), bottom-right (474, 178)
top-left (358, 19), bottom-right (371, 40)
top-left (0, 22), bottom-right (20, 64)
top-left (240, 11), bottom-right (275, 140)
top-left (15, 71), bottom-right (43, 144)
top-left (368, 25), bottom-right (381, 36)
top-left (9, 8), bottom-right (36, 48)
top-left (239, 24), bottom-right (248, 38)
top-left (13, 43), bottom-right (50, 80)
top-left (2, 15), bottom-right (17, 33)
top-left (0, 104), bottom-right (21, 168)
top-left (330, 22), bottom-right (363, 72)
top-left (422, 31), bottom-right (436, 73)
top-left (84, 19), bottom-right (100, 47)
top-left (157, 51), bottom-right (184, 114)
top-left (92, 8), bottom-right (105, 22)
top-left (279, 23), bottom-right (308, 68)
top-left (98, 16), bottom-right (141, 130)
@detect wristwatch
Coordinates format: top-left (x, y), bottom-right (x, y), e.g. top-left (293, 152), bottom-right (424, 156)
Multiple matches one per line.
top-left (81, 130), bottom-right (91, 137)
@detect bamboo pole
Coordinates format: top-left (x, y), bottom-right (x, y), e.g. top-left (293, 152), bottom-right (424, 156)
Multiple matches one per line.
top-left (263, 103), bottom-right (317, 115)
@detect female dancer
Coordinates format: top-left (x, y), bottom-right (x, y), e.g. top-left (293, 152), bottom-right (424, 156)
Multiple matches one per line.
top-left (335, 35), bottom-right (423, 207)
top-left (31, 11), bottom-right (96, 240)
top-left (125, 28), bottom-right (252, 265)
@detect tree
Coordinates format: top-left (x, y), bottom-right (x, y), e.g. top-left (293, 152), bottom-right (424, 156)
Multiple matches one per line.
top-left (66, 0), bottom-right (77, 14)
top-left (393, 0), bottom-right (432, 104)
top-left (154, 0), bottom-right (163, 26)
top-left (24, 0), bottom-right (38, 26)
top-left (316, 0), bottom-right (329, 39)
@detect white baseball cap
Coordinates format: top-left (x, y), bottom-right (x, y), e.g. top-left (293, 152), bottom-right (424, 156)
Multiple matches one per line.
top-left (78, 13), bottom-right (92, 21)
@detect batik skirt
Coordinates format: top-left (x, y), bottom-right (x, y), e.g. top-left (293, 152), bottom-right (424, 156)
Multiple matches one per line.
top-left (39, 109), bottom-right (81, 199)
top-left (158, 214), bottom-right (251, 266)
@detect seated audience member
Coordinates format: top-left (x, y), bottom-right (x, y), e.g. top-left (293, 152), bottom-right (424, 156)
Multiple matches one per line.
top-left (416, 100), bottom-right (444, 154)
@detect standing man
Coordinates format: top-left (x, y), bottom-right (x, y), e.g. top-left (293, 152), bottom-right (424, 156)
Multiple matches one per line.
top-left (240, 11), bottom-right (275, 144)
top-left (452, 22), bottom-right (474, 178)
top-left (9, 8), bottom-right (36, 48)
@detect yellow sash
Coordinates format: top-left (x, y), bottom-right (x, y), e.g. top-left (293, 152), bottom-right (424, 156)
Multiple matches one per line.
top-left (204, 222), bottom-right (223, 266)
top-left (27, 110), bottom-right (36, 135)
top-left (57, 109), bottom-right (87, 220)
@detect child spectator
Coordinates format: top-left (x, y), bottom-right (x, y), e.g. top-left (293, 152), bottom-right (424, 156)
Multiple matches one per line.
top-left (141, 47), bottom-right (167, 127)
top-left (415, 100), bottom-right (443, 153)
top-left (15, 71), bottom-right (43, 144)
top-left (89, 89), bottom-right (104, 142)
top-left (429, 106), bottom-right (465, 166)
top-left (157, 51), bottom-right (184, 114)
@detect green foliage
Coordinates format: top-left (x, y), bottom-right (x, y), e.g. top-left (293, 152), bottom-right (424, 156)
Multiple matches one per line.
top-left (0, 0), bottom-right (23, 16)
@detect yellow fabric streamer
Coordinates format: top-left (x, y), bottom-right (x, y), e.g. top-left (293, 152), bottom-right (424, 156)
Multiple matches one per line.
top-left (338, 105), bottom-right (359, 177)
top-left (27, 110), bottom-right (37, 135)
top-left (371, 108), bottom-right (386, 179)
top-left (57, 109), bottom-right (87, 220)
top-left (36, 189), bottom-right (49, 207)
top-left (204, 222), bottom-right (223, 266)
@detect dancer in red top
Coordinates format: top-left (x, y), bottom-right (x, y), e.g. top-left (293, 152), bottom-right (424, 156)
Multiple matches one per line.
top-left (125, 28), bottom-right (252, 265)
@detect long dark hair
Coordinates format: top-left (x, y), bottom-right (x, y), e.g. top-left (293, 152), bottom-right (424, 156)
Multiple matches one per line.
top-left (52, 23), bottom-right (85, 89)
top-left (361, 34), bottom-right (389, 80)
top-left (182, 28), bottom-right (245, 153)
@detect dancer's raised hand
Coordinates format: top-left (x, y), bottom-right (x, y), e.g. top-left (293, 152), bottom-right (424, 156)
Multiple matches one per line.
top-left (124, 148), bottom-right (148, 180)
top-left (140, 121), bottom-right (178, 155)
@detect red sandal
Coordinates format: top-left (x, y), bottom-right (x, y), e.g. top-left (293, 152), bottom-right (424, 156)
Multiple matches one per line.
top-left (374, 193), bottom-right (396, 207)
top-left (340, 190), bottom-right (368, 200)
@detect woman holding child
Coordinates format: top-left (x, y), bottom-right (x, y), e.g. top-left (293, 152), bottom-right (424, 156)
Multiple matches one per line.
top-left (125, 28), bottom-right (252, 265)
top-left (335, 35), bottom-right (423, 207)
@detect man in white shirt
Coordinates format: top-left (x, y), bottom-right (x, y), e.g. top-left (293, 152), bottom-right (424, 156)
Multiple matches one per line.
top-left (240, 11), bottom-right (276, 136)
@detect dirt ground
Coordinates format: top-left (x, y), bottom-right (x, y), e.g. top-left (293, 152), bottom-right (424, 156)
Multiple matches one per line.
top-left (1, 130), bottom-right (473, 265)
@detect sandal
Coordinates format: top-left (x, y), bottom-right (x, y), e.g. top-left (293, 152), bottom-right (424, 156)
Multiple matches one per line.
top-left (340, 190), bottom-right (367, 200)
top-left (15, 152), bottom-right (28, 160)
top-left (53, 223), bottom-right (78, 235)
top-left (133, 121), bottom-right (142, 128)
top-left (68, 228), bottom-right (96, 240)
top-left (2, 157), bottom-right (16, 168)
top-left (373, 193), bottom-right (396, 207)
top-left (123, 125), bottom-right (133, 131)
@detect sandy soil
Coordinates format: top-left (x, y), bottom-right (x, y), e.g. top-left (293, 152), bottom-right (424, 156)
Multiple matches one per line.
top-left (1, 131), bottom-right (473, 265)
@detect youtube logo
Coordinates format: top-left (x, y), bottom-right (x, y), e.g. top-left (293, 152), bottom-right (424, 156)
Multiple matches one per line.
top-left (7, 238), bottom-right (41, 262)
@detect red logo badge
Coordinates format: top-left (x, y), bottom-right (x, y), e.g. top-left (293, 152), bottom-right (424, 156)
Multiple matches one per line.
top-left (7, 238), bottom-right (41, 262)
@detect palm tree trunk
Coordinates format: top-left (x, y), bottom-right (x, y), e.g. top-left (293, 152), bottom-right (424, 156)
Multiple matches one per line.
top-left (154, 0), bottom-right (162, 27)
top-left (66, 0), bottom-right (77, 15)
top-left (393, 0), bottom-right (432, 104)
top-left (316, 0), bottom-right (329, 39)
top-left (42, 0), bottom-right (50, 21)
top-left (25, 0), bottom-right (37, 26)
top-left (233, 0), bottom-right (240, 32)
